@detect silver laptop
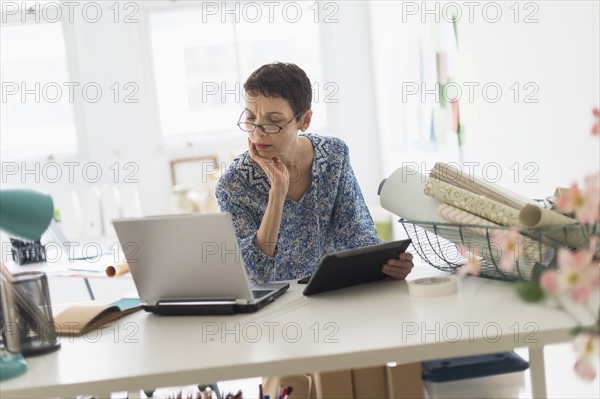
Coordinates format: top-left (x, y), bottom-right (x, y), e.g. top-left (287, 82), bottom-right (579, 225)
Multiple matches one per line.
top-left (112, 213), bottom-right (289, 315)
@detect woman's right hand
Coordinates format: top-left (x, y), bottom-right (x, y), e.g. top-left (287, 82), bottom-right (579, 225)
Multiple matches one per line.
top-left (248, 139), bottom-right (289, 199)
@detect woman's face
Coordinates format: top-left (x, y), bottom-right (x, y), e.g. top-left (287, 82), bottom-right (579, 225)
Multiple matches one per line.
top-left (243, 94), bottom-right (304, 159)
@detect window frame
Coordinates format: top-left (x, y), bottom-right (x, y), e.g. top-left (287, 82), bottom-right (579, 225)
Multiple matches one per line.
top-left (139, 1), bottom-right (327, 149)
top-left (0, 3), bottom-right (86, 162)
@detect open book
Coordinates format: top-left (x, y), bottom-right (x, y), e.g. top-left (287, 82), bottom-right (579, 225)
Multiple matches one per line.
top-left (53, 298), bottom-right (141, 336)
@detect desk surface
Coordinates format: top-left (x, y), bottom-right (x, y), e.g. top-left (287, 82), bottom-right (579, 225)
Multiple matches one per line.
top-left (5, 253), bottom-right (130, 279)
top-left (0, 266), bottom-right (581, 398)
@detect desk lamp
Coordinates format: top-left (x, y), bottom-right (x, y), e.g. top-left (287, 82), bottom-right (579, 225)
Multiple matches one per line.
top-left (0, 189), bottom-right (54, 381)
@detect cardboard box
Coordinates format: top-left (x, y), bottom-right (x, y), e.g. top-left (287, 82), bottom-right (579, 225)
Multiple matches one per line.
top-left (274, 363), bottom-right (423, 398)
top-left (386, 363), bottom-right (424, 399)
top-left (313, 369), bottom-right (354, 398)
top-left (262, 374), bottom-right (315, 399)
top-left (352, 366), bottom-right (387, 398)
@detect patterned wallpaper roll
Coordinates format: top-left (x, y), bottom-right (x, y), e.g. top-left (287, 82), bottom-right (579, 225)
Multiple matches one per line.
top-left (431, 162), bottom-right (533, 210)
top-left (424, 177), bottom-right (521, 227)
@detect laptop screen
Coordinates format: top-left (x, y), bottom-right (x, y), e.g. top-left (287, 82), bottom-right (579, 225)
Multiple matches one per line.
top-left (112, 213), bottom-right (255, 305)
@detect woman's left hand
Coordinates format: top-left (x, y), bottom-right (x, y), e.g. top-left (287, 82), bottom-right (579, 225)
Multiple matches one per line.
top-left (382, 252), bottom-right (414, 280)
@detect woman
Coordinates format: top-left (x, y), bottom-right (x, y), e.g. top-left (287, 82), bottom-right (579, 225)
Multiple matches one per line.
top-left (216, 62), bottom-right (413, 283)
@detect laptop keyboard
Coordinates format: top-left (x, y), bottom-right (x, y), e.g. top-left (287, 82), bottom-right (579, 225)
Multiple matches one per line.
top-left (252, 289), bottom-right (271, 299)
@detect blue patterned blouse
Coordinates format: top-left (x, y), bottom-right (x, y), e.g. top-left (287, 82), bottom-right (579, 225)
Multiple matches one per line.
top-left (215, 133), bottom-right (383, 283)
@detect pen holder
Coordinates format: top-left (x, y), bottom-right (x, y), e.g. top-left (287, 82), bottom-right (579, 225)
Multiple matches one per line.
top-left (5, 272), bottom-right (60, 356)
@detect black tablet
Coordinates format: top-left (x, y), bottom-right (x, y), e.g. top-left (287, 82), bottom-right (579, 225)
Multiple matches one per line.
top-left (303, 239), bottom-right (412, 296)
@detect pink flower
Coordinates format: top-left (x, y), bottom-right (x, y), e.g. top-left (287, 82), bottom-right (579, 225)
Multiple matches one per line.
top-left (557, 182), bottom-right (582, 212)
top-left (458, 245), bottom-right (481, 277)
top-left (550, 237), bottom-right (600, 303)
top-left (573, 333), bottom-right (600, 381)
top-left (580, 174), bottom-right (600, 224)
top-left (539, 270), bottom-right (562, 295)
top-left (592, 108), bottom-right (600, 136)
top-left (557, 174), bottom-right (600, 224)
top-left (492, 228), bottom-right (522, 272)
top-left (575, 358), bottom-right (597, 381)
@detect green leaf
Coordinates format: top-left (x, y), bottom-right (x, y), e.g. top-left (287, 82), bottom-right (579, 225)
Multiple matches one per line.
top-left (515, 281), bottom-right (546, 303)
top-left (571, 326), bottom-right (600, 336)
top-left (571, 326), bottom-right (585, 336)
top-left (53, 208), bottom-right (61, 223)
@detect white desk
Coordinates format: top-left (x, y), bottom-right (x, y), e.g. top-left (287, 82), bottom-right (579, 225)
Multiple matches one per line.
top-left (0, 266), bottom-right (582, 398)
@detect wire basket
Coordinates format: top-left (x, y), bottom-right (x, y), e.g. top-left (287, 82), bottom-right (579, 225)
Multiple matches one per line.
top-left (399, 219), bottom-right (599, 282)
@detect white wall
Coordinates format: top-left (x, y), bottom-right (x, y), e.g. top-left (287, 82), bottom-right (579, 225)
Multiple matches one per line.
top-left (458, 1), bottom-right (600, 197)
top-left (1, 1), bottom-right (383, 233)
top-left (370, 1), bottom-right (599, 200)
top-left (320, 1), bottom-right (384, 207)
top-left (2, 1), bottom-right (599, 244)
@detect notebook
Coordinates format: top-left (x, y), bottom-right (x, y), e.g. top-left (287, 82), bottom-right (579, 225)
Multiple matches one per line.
top-left (303, 239), bottom-right (412, 296)
top-left (54, 298), bottom-right (142, 336)
top-left (112, 213), bottom-right (289, 315)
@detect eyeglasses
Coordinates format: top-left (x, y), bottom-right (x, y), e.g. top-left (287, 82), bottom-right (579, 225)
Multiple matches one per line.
top-left (237, 110), bottom-right (305, 134)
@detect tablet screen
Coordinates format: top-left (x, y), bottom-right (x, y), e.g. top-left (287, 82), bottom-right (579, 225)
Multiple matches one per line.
top-left (303, 239), bottom-right (412, 296)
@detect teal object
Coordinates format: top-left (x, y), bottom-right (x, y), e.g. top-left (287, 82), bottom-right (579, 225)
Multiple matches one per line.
top-left (0, 189), bottom-right (54, 380)
top-left (0, 189), bottom-right (54, 240)
top-left (112, 297), bottom-right (142, 311)
top-left (0, 351), bottom-right (28, 381)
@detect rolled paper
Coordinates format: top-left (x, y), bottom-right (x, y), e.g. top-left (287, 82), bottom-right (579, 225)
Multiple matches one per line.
top-left (519, 204), bottom-right (577, 228)
top-left (424, 177), bottom-right (521, 227)
top-left (105, 263), bottom-right (129, 277)
top-left (519, 204), bottom-right (593, 250)
top-left (430, 162), bottom-right (535, 210)
top-left (379, 166), bottom-right (445, 223)
top-left (437, 204), bottom-right (555, 281)
top-left (380, 166), bottom-right (464, 253)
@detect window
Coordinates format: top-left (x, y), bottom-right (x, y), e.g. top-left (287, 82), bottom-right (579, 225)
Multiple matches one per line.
top-left (147, 2), bottom-right (326, 140)
top-left (1, 13), bottom-right (78, 158)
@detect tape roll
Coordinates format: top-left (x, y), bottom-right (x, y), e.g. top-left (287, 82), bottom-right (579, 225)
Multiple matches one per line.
top-left (408, 276), bottom-right (457, 297)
